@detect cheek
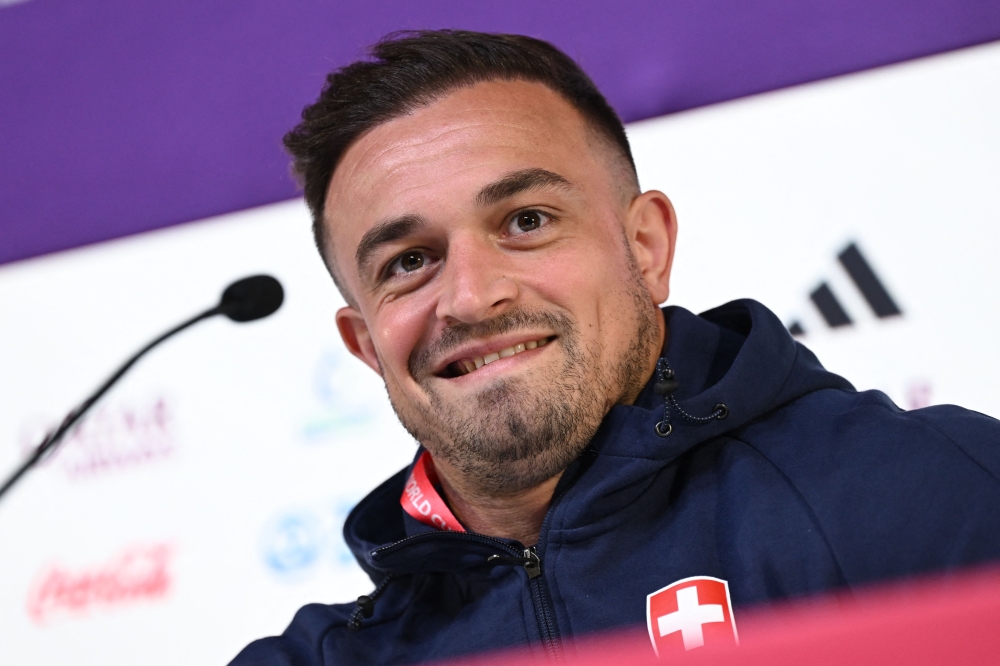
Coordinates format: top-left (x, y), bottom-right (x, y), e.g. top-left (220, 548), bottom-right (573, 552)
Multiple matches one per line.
top-left (534, 242), bottom-right (644, 362)
top-left (371, 297), bottom-right (436, 384)
top-left (522, 233), bottom-right (631, 320)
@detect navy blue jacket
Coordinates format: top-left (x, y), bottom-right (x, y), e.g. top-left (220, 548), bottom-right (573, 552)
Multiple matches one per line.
top-left (232, 300), bottom-right (1000, 665)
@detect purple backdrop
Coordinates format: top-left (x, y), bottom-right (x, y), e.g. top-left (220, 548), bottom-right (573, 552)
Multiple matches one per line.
top-left (1, 0), bottom-right (998, 266)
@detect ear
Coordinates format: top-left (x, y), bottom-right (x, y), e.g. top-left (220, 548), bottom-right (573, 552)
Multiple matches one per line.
top-left (336, 306), bottom-right (383, 376)
top-left (625, 190), bottom-right (678, 305)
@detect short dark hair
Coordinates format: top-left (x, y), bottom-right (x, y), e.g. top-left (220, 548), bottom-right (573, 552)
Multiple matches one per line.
top-left (283, 29), bottom-right (637, 297)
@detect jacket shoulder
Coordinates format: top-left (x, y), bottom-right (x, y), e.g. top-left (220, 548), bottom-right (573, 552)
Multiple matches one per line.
top-left (734, 388), bottom-right (1000, 583)
top-left (742, 387), bottom-right (1000, 481)
top-left (905, 403), bottom-right (1000, 482)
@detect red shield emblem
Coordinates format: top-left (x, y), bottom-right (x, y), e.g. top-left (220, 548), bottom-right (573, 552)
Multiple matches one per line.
top-left (646, 576), bottom-right (739, 656)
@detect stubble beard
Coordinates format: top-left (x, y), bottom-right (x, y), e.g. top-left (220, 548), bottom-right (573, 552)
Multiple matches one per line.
top-left (387, 260), bottom-right (661, 497)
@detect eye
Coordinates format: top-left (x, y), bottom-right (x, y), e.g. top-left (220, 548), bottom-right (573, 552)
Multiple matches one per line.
top-left (506, 209), bottom-right (551, 235)
top-left (387, 250), bottom-right (429, 277)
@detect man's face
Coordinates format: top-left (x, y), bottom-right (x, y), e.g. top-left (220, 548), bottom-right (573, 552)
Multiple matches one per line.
top-left (327, 80), bottom-right (673, 495)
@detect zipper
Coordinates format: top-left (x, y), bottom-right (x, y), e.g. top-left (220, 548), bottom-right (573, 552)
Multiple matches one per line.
top-left (484, 546), bottom-right (559, 658)
top-left (372, 532), bottom-right (563, 657)
top-left (522, 451), bottom-right (596, 659)
top-left (524, 545), bottom-right (562, 660)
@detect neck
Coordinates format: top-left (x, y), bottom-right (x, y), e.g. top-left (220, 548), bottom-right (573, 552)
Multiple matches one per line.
top-left (433, 460), bottom-right (562, 547)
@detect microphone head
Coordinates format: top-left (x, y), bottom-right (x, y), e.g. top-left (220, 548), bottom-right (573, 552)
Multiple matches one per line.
top-left (219, 275), bottom-right (284, 322)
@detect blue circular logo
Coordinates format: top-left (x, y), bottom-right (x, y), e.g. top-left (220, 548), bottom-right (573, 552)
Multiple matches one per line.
top-left (260, 511), bottom-right (322, 574)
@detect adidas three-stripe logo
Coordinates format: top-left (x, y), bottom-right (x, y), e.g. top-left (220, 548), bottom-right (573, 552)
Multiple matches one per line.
top-left (788, 242), bottom-right (901, 336)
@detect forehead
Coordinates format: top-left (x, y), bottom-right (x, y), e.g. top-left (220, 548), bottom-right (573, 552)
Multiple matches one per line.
top-left (323, 80), bottom-right (611, 261)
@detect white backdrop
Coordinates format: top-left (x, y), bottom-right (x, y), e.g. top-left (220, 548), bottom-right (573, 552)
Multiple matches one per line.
top-left (1, 40), bottom-right (998, 666)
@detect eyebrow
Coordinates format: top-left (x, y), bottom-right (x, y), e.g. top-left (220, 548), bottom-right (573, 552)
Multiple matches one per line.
top-left (355, 213), bottom-right (425, 278)
top-left (474, 168), bottom-right (575, 208)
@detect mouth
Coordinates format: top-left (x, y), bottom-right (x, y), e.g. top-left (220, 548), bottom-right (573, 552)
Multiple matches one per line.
top-left (438, 335), bottom-right (555, 378)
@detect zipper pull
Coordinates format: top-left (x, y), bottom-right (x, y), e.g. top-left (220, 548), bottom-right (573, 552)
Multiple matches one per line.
top-left (484, 547), bottom-right (542, 578)
top-left (523, 547), bottom-right (542, 579)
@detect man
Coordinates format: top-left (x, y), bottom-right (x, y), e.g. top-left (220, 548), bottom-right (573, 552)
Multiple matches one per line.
top-left (232, 30), bottom-right (1000, 664)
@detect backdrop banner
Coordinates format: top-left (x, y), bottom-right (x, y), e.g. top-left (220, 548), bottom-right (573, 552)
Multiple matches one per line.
top-left (2, 0), bottom-right (999, 265)
top-left (0, 35), bottom-right (998, 666)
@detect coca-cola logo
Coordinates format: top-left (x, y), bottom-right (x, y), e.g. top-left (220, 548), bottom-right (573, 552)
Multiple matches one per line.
top-left (27, 542), bottom-right (173, 624)
top-left (18, 395), bottom-right (175, 478)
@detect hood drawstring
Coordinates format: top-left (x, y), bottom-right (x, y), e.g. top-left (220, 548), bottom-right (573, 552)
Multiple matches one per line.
top-left (653, 357), bottom-right (728, 437)
top-left (347, 573), bottom-right (395, 632)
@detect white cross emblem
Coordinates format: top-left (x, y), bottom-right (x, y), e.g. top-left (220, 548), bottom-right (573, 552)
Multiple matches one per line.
top-left (656, 585), bottom-right (724, 650)
top-left (646, 576), bottom-right (739, 656)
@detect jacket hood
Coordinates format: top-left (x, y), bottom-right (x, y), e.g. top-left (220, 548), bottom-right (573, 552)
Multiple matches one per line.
top-left (342, 299), bottom-right (853, 581)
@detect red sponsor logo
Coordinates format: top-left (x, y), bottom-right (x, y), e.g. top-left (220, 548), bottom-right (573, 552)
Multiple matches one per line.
top-left (27, 543), bottom-right (173, 623)
top-left (19, 396), bottom-right (175, 478)
top-left (646, 576), bottom-right (739, 656)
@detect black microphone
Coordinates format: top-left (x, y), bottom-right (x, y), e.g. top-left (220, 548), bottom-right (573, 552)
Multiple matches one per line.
top-left (0, 274), bottom-right (284, 503)
top-left (219, 274), bottom-right (285, 322)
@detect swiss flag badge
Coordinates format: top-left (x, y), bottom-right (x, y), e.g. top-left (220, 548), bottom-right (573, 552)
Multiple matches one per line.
top-left (646, 576), bottom-right (739, 656)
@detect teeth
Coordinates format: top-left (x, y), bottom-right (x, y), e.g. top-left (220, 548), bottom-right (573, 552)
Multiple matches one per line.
top-left (452, 337), bottom-right (550, 376)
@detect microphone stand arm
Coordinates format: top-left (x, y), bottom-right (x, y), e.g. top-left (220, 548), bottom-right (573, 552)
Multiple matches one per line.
top-left (0, 304), bottom-right (225, 503)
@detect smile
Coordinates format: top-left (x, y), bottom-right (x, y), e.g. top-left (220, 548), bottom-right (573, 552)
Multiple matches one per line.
top-left (447, 336), bottom-right (553, 376)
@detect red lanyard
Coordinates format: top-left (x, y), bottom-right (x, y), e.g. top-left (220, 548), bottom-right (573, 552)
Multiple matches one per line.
top-left (400, 450), bottom-right (465, 532)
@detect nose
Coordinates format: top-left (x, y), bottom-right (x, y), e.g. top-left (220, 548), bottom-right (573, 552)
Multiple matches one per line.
top-left (435, 234), bottom-right (518, 324)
